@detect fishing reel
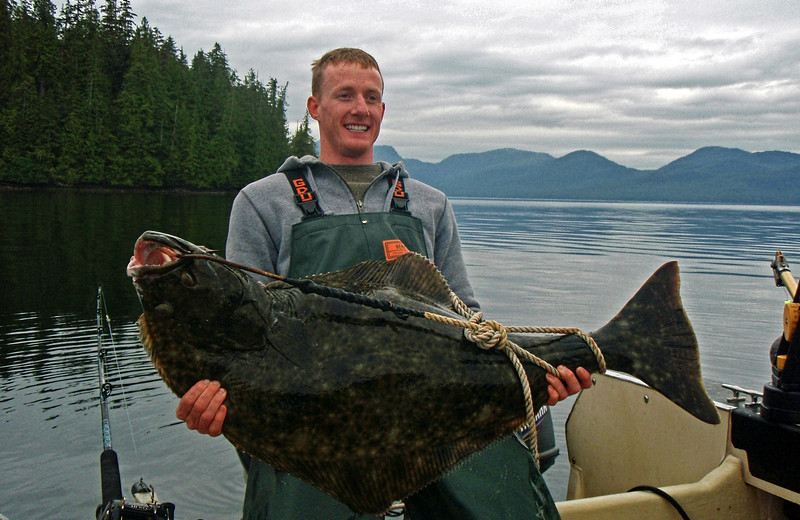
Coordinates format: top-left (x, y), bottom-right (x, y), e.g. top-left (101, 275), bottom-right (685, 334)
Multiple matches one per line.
top-left (96, 479), bottom-right (175, 520)
top-left (97, 499), bottom-right (175, 520)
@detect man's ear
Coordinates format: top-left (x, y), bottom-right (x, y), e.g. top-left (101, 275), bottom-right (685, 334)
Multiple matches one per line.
top-left (307, 96), bottom-right (320, 120)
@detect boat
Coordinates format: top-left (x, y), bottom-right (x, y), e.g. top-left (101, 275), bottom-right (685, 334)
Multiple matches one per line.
top-left (555, 252), bottom-right (800, 520)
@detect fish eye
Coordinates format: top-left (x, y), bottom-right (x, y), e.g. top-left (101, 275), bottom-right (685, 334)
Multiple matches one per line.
top-left (181, 270), bottom-right (197, 287)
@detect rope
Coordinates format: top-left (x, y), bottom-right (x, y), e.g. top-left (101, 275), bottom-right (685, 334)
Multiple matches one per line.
top-left (430, 291), bottom-right (606, 467)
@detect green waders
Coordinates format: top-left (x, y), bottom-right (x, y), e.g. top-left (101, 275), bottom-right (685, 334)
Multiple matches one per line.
top-left (241, 172), bottom-right (561, 520)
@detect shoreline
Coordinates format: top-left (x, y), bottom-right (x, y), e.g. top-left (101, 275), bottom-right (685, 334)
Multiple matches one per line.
top-left (0, 183), bottom-right (238, 195)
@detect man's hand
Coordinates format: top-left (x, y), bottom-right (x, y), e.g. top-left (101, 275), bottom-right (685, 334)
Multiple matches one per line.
top-left (176, 380), bottom-right (228, 437)
top-left (545, 366), bottom-right (593, 406)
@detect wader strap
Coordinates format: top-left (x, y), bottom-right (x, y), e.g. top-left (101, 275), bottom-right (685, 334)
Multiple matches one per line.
top-left (389, 177), bottom-right (411, 214)
top-left (285, 169), bottom-right (324, 220)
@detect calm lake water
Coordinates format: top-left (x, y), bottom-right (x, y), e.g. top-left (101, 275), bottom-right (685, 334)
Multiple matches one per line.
top-left (1, 189), bottom-right (799, 519)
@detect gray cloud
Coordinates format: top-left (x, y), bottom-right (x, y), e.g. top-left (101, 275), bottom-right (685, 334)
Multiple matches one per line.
top-left (132, 0), bottom-right (800, 169)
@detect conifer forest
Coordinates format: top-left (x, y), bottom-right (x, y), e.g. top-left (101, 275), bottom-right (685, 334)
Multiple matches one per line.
top-left (0, 0), bottom-right (316, 188)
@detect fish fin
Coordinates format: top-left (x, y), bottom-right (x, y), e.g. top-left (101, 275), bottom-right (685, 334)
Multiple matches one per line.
top-left (137, 314), bottom-right (183, 395)
top-left (306, 252), bottom-right (456, 309)
top-left (595, 261), bottom-right (720, 424)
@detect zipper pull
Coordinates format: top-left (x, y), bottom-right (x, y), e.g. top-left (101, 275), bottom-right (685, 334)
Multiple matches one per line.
top-left (356, 200), bottom-right (368, 223)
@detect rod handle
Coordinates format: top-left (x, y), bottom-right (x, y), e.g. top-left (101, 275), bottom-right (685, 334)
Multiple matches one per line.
top-left (100, 449), bottom-right (123, 506)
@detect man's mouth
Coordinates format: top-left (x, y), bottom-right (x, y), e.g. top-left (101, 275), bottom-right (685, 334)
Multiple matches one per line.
top-left (345, 124), bottom-right (368, 132)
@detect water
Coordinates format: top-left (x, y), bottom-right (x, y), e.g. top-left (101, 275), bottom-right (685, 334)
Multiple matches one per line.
top-left (1, 190), bottom-right (798, 519)
top-left (1, 190), bottom-right (243, 520)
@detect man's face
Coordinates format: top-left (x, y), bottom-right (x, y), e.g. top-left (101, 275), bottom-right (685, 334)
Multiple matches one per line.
top-left (307, 62), bottom-right (385, 165)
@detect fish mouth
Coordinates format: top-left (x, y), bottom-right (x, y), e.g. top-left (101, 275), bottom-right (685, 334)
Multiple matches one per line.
top-left (126, 231), bottom-right (196, 278)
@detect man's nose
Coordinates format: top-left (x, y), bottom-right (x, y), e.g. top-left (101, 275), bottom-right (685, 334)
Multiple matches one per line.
top-left (352, 95), bottom-right (369, 116)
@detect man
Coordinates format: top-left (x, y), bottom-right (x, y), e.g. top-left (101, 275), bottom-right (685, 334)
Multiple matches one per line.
top-left (177, 48), bottom-right (592, 519)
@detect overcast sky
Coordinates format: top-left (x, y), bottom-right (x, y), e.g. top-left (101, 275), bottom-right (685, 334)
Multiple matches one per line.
top-left (131, 0), bottom-right (799, 169)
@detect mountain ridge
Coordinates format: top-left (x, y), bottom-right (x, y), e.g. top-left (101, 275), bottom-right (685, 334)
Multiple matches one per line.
top-left (374, 145), bottom-right (800, 204)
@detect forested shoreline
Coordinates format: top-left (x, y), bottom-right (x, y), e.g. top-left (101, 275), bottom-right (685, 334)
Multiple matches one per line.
top-left (0, 0), bottom-right (315, 189)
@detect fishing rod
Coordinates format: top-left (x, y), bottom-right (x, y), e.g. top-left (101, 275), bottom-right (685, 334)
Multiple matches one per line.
top-left (95, 284), bottom-right (175, 520)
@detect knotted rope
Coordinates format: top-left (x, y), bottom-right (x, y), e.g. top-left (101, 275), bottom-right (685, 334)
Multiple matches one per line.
top-left (421, 291), bottom-right (607, 467)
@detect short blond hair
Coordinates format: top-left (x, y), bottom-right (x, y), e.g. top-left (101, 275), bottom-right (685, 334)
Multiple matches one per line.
top-left (311, 48), bottom-right (383, 97)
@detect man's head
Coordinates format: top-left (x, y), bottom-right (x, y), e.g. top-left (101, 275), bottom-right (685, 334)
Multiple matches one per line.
top-left (307, 48), bottom-right (386, 165)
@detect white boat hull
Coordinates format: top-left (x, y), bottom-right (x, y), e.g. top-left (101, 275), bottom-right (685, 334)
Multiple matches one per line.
top-left (556, 373), bottom-right (800, 520)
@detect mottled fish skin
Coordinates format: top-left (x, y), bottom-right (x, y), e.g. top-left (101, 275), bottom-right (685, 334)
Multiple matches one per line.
top-left (128, 230), bottom-right (718, 515)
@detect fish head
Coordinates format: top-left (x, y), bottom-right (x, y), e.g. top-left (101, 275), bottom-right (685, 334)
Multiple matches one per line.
top-left (126, 230), bottom-right (271, 348)
top-left (127, 230), bottom-right (239, 316)
top-left (127, 230), bottom-right (279, 395)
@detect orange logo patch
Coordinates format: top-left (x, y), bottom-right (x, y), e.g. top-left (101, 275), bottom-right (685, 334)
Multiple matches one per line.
top-left (383, 239), bottom-right (410, 261)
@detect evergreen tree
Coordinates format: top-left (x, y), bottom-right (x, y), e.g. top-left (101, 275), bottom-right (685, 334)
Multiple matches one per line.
top-left (0, 2), bottom-right (14, 109)
top-left (159, 36), bottom-right (191, 185)
top-left (100, 0), bottom-right (133, 96)
top-left (113, 18), bottom-right (167, 185)
top-left (116, 0), bottom-right (134, 40)
top-left (261, 78), bottom-right (290, 171)
top-left (290, 111), bottom-right (316, 159)
top-left (57, 0), bottom-right (113, 184)
top-left (13, 0), bottom-right (62, 182)
top-left (187, 44), bottom-right (240, 187)
top-left (0, 0), bottom-right (23, 177)
top-left (229, 70), bottom-right (285, 186)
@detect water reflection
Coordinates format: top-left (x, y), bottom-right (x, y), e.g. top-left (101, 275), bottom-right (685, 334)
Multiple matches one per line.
top-left (1, 189), bottom-right (241, 519)
top-left (0, 309), bottom-right (244, 519)
top-left (454, 199), bottom-right (800, 268)
top-left (452, 199), bottom-right (800, 383)
top-left (0, 189), bottom-right (235, 318)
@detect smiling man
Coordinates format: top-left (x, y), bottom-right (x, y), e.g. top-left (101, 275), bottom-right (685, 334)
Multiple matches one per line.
top-left (175, 48), bottom-right (591, 520)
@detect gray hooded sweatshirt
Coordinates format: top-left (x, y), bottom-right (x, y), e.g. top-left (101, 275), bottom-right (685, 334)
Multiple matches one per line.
top-left (225, 155), bottom-right (479, 310)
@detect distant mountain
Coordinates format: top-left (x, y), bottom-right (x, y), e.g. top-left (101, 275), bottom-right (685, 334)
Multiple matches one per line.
top-left (373, 145), bottom-right (800, 204)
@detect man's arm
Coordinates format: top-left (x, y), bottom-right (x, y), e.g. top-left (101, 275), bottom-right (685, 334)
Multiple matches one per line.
top-left (431, 197), bottom-right (480, 310)
top-left (225, 188), bottom-right (280, 279)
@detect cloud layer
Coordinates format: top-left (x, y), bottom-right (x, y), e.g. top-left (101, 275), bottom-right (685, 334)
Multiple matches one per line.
top-left (133, 0), bottom-right (800, 169)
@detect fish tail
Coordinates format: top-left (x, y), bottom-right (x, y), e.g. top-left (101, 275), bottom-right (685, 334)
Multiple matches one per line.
top-left (594, 261), bottom-right (720, 424)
